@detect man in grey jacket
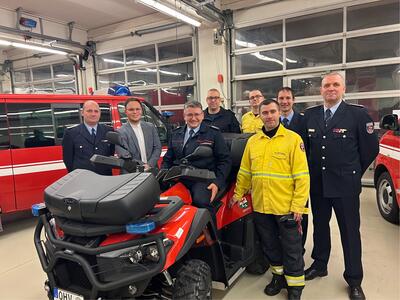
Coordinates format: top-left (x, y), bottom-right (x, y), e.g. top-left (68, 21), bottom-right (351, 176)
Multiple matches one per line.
top-left (116, 98), bottom-right (161, 172)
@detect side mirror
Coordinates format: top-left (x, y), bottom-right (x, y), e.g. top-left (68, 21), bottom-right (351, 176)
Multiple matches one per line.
top-left (380, 114), bottom-right (399, 131)
top-left (106, 131), bottom-right (123, 147)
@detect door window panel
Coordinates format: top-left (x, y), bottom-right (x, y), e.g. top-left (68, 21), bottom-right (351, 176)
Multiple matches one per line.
top-left (286, 9), bottom-right (342, 41)
top-left (125, 45), bottom-right (156, 65)
top-left (291, 77), bottom-right (323, 96)
top-left (235, 21), bottom-right (282, 49)
top-left (97, 51), bottom-right (124, 70)
top-left (158, 38), bottom-right (193, 61)
top-left (347, 32), bottom-right (399, 62)
top-left (127, 69), bottom-right (157, 87)
top-left (7, 103), bottom-right (55, 148)
top-left (160, 86), bottom-right (194, 105)
top-left (236, 77), bottom-right (283, 101)
top-left (159, 63), bottom-right (193, 83)
top-left (346, 64), bottom-right (400, 93)
top-left (97, 72), bottom-right (125, 89)
top-left (286, 40), bottom-right (342, 69)
top-left (32, 66), bottom-right (51, 81)
top-left (236, 49), bottom-right (283, 75)
top-left (347, 0), bottom-right (399, 31)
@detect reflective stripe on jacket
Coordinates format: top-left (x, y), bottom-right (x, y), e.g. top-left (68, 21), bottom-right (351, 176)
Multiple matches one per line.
top-left (234, 124), bottom-right (310, 215)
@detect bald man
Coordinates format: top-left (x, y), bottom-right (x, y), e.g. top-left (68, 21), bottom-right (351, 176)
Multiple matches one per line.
top-left (62, 100), bottom-right (115, 175)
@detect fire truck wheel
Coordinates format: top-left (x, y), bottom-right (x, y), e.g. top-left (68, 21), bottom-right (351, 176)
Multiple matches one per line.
top-left (376, 172), bottom-right (399, 224)
top-left (172, 259), bottom-right (212, 300)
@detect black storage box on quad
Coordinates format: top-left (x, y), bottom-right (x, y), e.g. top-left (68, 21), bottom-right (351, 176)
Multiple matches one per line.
top-left (44, 169), bottom-right (160, 225)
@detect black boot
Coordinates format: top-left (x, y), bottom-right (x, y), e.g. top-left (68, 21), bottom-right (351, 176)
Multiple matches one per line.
top-left (287, 287), bottom-right (303, 300)
top-left (264, 274), bottom-right (287, 296)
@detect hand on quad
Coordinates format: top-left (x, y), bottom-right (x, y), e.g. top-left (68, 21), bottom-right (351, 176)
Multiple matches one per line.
top-left (228, 195), bottom-right (241, 208)
top-left (208, 183), bottom-right (219, 202)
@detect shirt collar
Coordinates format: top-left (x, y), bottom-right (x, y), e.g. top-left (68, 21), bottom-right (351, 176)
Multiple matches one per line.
top-left (84, 122), bottom-right (98, 134)
top-left (324, 100), bottom-right (342, 116)
top-left (280, 110), bottom-right (294, 123)
top-left (186, 125), bottom-right (200, 135)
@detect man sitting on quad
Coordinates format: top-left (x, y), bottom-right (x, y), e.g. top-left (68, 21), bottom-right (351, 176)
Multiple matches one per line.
top-left (161, 101), bottom-right (231, 224)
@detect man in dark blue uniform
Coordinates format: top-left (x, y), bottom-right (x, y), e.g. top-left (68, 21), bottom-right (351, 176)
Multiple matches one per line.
top-left (62, 100), bottom-right (114, 175)
top-left (277, 87), bottom-right (308, 253)
top-left (162, 100), bottom-right (231, 220)
top-left (203, 88), bottom-right (241, 133)
top-left (304, 72), bottom-right (379, 300)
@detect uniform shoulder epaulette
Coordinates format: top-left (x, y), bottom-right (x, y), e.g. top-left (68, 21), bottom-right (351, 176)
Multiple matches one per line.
top-left (348, 103), bottom-right (364, 108)
top-left (305, 104), bottom-right (322, 111)
top-left (210, 125), bottom-right (220, 131)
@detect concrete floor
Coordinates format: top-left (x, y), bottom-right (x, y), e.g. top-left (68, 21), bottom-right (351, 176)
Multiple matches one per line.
top-left (0, 187), bottom-right (398, 300)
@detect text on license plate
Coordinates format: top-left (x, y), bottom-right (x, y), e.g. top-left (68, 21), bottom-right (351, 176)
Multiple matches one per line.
top-left (54, 287), bottom-right (84, 300)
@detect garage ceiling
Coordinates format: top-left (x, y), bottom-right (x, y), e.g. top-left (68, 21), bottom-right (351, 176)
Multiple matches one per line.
top-left (0, 0), bottom-right (155, 30)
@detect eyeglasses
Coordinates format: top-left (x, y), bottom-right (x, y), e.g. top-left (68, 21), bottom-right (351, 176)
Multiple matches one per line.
top-left (207, 96), bottom-right (220, 101)
top-left (249, 95), bottom-right (263, 100)
top-left (185, 113), bottom-right (203, 118)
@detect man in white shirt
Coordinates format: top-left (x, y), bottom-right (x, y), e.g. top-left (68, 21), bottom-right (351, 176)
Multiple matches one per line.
top-left (116, 98), bottom-right (161, 172)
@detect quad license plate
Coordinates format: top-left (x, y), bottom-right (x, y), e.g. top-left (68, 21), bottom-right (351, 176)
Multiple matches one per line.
top-left (54, 287), bottom-right (84, 300)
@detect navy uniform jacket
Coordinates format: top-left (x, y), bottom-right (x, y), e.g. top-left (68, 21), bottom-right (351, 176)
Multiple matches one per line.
top-left (161, 123), bottom-right (232, 189)
top-left (62, 123), bottom-right (115, 175)
top-left (203, 107), bottom-right (241, 133)
top-left (287, 110), bottom-right (307, 143)
top-left (304, 101), bottom-right (379, 197)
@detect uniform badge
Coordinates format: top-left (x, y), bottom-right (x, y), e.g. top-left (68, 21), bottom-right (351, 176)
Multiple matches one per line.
top-left (300, 142), bottom-right (305, 152)
top-left (366, 122), bottom-right (374, 134)
top-left (332, 128), bottom-right (347, 133)
top-left (308, 129), bottom-right (315, 132)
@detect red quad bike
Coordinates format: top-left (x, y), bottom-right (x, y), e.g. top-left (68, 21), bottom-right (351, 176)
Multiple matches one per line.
top-left (33, 132), bottom-right (259, 300)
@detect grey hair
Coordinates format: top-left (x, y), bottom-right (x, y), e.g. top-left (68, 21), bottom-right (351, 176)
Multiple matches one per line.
top-left (322, 71), bottom-right (345, 84)
top-left (184, 100), bottom-right (203, 110)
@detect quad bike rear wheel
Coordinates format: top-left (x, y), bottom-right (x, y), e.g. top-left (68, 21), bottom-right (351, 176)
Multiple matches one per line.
top-left (172, 259), bottom-right (212, 300)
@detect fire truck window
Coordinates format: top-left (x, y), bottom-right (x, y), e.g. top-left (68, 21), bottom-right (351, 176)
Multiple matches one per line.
top-left (142, 103), bottom-right (168, 145)
top-left (53, 106), bottom-right (81, 140)
top-left (7, 103), bottom-right (55, 149)
top-left (99, 104), bottom-right (112, 126)
top-left (0, 103), bottom-right (10, 149)
top-left (80, 103), bottom-right (112, 126)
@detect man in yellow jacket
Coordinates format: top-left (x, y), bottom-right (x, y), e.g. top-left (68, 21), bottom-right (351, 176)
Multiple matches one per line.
top-left (241, 89), bottom-right (264, 133)
top-left (230, 99), bottom-right (310, 300)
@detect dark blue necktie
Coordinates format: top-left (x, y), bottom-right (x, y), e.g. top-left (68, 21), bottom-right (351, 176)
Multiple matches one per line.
top-left (324, 109), bottom-right (332, 127)
top-left (282, 118), bottom-right (289, 128)
top-left (91, 128), bottom-right (96, 143)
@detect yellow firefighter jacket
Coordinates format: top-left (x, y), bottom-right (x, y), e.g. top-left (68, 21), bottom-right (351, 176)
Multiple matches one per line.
top-left (241, 111), bottom-right (264, 133)
top-left (234, 124), bottom-right (310, 215)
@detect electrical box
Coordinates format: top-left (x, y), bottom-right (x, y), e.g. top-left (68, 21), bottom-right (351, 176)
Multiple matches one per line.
top-left (213, 29), bottom-right (223, 45)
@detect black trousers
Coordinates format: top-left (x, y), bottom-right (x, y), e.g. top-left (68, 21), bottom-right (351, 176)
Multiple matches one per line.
top-left (254, 212), bottom-right (304, 278)
top-left (310, 194), bottom-right (363, 287)
top-left (182, 180), bottom-right (217, 226)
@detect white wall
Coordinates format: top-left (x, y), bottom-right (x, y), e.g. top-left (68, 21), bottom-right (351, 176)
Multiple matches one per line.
top-left (197, 26), bottom-right (229, 108)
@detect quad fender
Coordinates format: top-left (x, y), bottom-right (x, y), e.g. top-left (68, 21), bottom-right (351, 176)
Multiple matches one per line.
top-left (176, 208), bottom-right (217, 261)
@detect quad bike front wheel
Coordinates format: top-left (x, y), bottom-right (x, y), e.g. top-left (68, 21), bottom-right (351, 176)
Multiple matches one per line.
top-left (172, 259), bottom-right (212, 300)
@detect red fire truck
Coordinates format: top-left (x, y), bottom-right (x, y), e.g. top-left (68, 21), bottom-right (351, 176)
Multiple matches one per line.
top-left (0, 94), bottom-right (168, 229)
top-left (374, 114), bottom-right (400, 224)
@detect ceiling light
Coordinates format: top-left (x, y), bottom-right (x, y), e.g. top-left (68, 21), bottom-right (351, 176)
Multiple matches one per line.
top-left (0, 39), bottom-right (68, 55)
top-left (137, 0), bottom-right (201, 27)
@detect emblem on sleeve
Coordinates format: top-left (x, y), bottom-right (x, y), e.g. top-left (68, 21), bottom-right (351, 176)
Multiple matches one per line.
top-left (300, 142), bottom-right (305, 152)
top-left (366, 122), bottom-right (374, 134)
